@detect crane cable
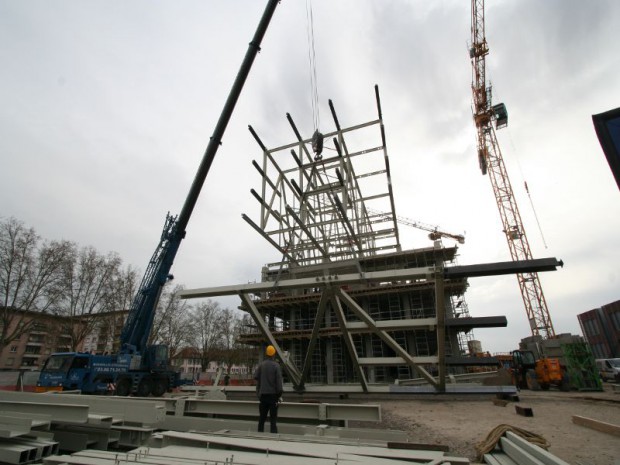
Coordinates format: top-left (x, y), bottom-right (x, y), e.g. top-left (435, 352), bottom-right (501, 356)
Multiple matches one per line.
top-left (306, 0), bottom-right (320, 133)
top-left (504, 123), bottom-right (549, 249)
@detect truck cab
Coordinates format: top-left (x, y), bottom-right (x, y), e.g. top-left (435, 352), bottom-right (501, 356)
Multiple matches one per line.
top-left (37, 353), bottom-right (108, 393)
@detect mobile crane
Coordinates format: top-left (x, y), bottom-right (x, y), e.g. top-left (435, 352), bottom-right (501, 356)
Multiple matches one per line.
top-left (36, 0), bottom-right (280, 396)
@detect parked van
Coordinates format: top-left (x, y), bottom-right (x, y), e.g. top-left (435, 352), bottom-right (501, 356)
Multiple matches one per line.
top-left (595, 358), bottom-right (620, 382)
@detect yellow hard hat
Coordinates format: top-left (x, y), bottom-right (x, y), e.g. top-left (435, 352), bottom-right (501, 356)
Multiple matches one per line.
top-left (265, 345), bottom-right (276, 357)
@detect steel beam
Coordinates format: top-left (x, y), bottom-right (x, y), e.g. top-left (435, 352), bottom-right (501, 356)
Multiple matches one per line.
top-left (240, 292), bottom-right (303, 386)
top-left (300, 291), bottom-right (330, 386)
top-left (0, 443), bottom-right (36, 464)
top-left (157, 430), bottom-right (445, 462)
top-left (178, 266), bottom-right (434, 299)
top-left (178, 258), bottom-right (562, 300)
top-left (0, 401), bottom-right (88, 423)
top-left (435, 263), bottom-right (446, 392)
top-left (0, 415), bottom-right (36, 438)
top-left (0, 392), bottom-right (165, 425)
top-left (336, 288), bottom-right (438, 387)
top-left (180, 399), bottom-right (380, 422)
top-left (330, 290), bottom-right (369, 392)
top-left (503, 431), bottom-right (570, 465)
top-left (445, 316), bottom-right (507, 329)
top-left (445, 257), bottom-right (563, 279)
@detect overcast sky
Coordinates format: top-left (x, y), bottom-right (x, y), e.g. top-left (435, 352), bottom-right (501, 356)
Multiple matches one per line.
top-left (1, 0), bottom-right (619, 354)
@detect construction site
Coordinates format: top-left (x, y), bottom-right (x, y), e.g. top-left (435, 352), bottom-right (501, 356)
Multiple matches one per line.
top-left (0, 1), bottom-right (618, 465)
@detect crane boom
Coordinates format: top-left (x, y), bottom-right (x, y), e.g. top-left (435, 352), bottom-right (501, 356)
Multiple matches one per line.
top-left (120, 0), bottom-right (280, 354)
top-left (367, 209), bottom-right (465, 244)
top-left (470, 0), bottom-right (555, 339)
top-left (37, 1), bottom-right (281, 397)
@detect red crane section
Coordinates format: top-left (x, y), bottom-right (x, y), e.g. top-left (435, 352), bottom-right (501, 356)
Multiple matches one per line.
top-left (470, 0), bottom-right (555, 338)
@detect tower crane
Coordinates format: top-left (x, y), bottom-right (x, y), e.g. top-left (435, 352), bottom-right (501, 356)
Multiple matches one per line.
top-left (470, 0), bottom-right (555, 338)
top-left (368, 209), bottom-right (465, 244)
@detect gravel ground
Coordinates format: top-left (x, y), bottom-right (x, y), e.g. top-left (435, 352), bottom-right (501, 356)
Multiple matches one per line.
top-left (350, 384), bottom-right (619, 465)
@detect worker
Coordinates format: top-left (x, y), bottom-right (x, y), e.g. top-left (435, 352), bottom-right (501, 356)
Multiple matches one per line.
top-left (253, 344), bottom-right (283, 433)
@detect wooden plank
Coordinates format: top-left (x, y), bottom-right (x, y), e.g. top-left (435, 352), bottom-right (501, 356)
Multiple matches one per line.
top-left (515, 405), bottom-right (533, 417)
top-left (572, 415), bottom-right (620, 437)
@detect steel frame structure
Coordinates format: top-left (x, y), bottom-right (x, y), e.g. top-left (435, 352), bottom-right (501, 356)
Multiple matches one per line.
top-left (244, 85), bottom-right (400, 269)
top-left (470, 0), bottom-right (555, 338)
top-left (179, 87), bottom-right (562, 393)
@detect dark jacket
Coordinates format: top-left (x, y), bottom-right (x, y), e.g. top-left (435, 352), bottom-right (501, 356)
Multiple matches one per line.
top-left (254, 358), bottom-right (283, 397)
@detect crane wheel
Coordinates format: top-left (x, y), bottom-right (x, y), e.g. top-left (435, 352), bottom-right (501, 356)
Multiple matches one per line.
top-left (526, 370), bottom-right (540, 390)
top-left (137, 378), bottom-right (153, 397)
top-left (115, 378), bottom-right (132, 397)
top-left (151, 378), bottom-right (168, 397)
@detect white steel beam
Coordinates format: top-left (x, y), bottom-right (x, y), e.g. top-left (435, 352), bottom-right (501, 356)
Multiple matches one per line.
top-left (0, 443), bottom-right (36, 464)
top-left (0, 392), bottom-right (165, 425)
top-left (0, 401), bottom-right (89, 423)
top-left (177, 266), bottom-right (434, 299)
top-left (180, 399), bottom-right (381, 422)
top-left (336, 288), bottom-right (438, 388)
top-left (157, 431), bottom-right (445, 462)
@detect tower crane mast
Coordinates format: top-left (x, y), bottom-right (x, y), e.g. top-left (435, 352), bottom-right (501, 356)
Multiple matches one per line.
top-left (470, 0), bottom-right (555, 339)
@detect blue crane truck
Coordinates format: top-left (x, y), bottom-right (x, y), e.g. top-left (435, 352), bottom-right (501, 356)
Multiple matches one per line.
top-left (36, 0), bottom-right (280, 396)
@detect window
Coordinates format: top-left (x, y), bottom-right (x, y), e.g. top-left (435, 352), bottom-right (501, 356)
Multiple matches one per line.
top-left (610, 311), bottom-right (620, 332)
top-left (585, 319), bottom-right (600, 336)
top-left (9, 346), bottom-right (17, 353)
top-left (6, 357), bottom-right (14, 366)
top-left (592, 343), bottom-right (606, 359)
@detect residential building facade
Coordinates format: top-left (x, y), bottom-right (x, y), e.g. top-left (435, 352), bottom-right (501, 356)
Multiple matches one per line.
top-left (578, 299), bottom-right (620, 358)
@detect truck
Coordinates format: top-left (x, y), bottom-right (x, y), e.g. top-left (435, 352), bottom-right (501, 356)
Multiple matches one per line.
top-left (510, 350), bottom-right (570, 391)
top-left (36, 0), bottom-right (280, 396)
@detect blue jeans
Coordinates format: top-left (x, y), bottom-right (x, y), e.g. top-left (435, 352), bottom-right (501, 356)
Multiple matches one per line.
top-left (258, 393), bottom-right (279, 433)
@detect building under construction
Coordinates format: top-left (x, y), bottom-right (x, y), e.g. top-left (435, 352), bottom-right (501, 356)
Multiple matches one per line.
top-left (178, 87), bottom-right (531, 392)
top-left (180, 88), bottom-right (559, 392)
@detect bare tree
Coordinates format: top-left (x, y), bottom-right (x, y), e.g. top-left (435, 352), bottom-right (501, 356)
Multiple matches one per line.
top-left (219, 308), bottom-right (241, 371)
top-left (149, 284), bottom-right (192, 358)
top-left (55, 246), bottom-right (123, 350)
top-left (105, 264), bottom-right (140, 314)
top-left (89, 264), bottom-right (141, 354)
top-left (189, 299), bottom-right (225, 371)
top-left (226, 314), bottom-right (258, 376)
top-left (0, 217), bottom-right (72, 352)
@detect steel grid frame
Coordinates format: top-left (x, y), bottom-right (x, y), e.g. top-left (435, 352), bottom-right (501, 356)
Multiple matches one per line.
top-left (243, 85), bottom-right (400, 270)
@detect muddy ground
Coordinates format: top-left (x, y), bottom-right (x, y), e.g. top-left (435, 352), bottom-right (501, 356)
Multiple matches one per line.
top-left (351, 384), bottom-right (619, 465)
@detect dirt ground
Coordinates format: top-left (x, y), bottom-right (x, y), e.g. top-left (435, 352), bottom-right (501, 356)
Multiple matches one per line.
top-left (352, 384), bottom-right (619, 465)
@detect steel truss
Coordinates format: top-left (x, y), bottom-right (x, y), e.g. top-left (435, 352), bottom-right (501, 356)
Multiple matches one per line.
top-left (243, 85), bottom-right (400, 269)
